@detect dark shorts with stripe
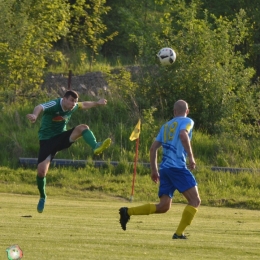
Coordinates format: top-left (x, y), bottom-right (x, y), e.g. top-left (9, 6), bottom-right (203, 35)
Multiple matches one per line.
top-left (37, 128), bottom-right (75, 164)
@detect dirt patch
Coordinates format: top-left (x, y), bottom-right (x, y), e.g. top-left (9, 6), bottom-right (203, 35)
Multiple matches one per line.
top-left (42, 66), bottom-right (142, 97)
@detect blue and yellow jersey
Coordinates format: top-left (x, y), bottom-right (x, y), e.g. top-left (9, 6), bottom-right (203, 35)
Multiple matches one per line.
top-left (155, 116), bottom-right (194, 169)
top-left (38, 98), bottom-right (82, 140)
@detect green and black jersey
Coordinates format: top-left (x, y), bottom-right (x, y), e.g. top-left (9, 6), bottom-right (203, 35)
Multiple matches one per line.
top-left (38, 98), bottom-right (82, 140)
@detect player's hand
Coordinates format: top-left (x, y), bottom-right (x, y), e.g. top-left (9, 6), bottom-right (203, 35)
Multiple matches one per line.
top-left (97, 98), bottom-right (107, 105)
top-left (151, 171), bottom-right (160, 184)
top-left (26, 114), bottom-right (37, 123)
top-left (188, 156), bottom-right (196, 170)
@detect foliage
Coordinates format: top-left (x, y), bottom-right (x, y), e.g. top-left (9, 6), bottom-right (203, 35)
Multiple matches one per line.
top-left (102, 0), bottom-right (260, 79)
top-left (200, 0), bottom-right (260, 77)
top-left (67, 0), bottom-right (118, 70)
top-left (1, 0), bottom-right (260, 140)
top-left (1, 95), bottom-right (260, 170)
top-left (1, 164), bottom-right (260, 210)
top-left (105, 68), bottom-right (141, 119)
top-left (103, 0), bottom-right (163, 62)
top-left (1, 0), bottom-right (260, 215)
top-left (0, 0), bottom-right (70, 101)
top-left (135, 2), bottom-right (258, 137)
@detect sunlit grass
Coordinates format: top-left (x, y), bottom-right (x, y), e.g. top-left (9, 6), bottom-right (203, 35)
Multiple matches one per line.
top-left (1, 165), bottom-right (260, 210)
top-left (0, 193), bottom-right (260, 260)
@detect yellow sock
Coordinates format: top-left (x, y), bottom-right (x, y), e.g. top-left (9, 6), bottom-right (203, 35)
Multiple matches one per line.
top-left (127, 204), bottom-right (156, 216)
top-left (175, 205), bottom-right (198, 236)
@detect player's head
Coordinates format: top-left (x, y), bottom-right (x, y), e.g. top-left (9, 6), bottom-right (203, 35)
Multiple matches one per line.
top-left (173, 100), bottom-right (189, 117)
top-left (62, 90), bottom-right (79, 110)
top-left (64, 90), bottom-right (79, 99)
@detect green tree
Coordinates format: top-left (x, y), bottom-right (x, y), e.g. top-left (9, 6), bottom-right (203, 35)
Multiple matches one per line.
top-left (0, 0), bottom-right (69, 101)
top-left (68, 0), bottom-right (118, 71)
top-left (102, 0), bottom-right (163, 63)
top-left (180, 0), bottom-right (260, 78)
top-left (138, 0), bottom-right (258, 137)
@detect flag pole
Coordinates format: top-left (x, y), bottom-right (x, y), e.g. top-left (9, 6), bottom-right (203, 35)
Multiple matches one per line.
top-left (130, 137), bottom-right (139, 202)
top-left (129, 119), bottom-right (141, 202)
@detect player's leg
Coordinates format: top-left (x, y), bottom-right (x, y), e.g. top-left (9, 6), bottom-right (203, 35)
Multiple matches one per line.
top-left (174, 185), bottom-right (201, 238)
top-left (119, 203), bottom-right (156, 231)
top-left (36, 137), bottom-right (62, 213)
top-left (36, 156), bottom-right (51, 213)
top-left (155, 195), bottom-right (172, 213)
top-left (70, 124), bottom-right (111, 155)
top-left (119, 167), bottom-right (174, 231)
top-left (128, 195), bottom-right (171, 215)
top-left (119, 196), bottom-right (172, 231)
top-left (182, 185), bottom-right (201, 208)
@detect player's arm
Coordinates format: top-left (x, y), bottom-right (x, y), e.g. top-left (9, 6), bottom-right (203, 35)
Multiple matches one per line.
top-left (79, 98), bottom-right (108, 110)
top-left (179, 129), bottom-right (196, 170)
top-left (26, 105), bottom-right (43, 123)
top-left (149, 140), bottom-right (162, 183)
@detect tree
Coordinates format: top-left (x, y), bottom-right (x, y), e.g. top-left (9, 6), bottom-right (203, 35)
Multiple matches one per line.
top-left (102, 0), bottom-right (163, 63)
top-left (0, 0), bottom-right (70, 101)
top-left (68, 0), bottom-right (118, 71)
top-left (184, 0), bottom-right (260, 78)
top-left (137, 0), bottom-right (258, 137)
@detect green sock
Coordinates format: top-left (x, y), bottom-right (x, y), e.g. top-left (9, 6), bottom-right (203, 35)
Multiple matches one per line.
top-left (36, 175), bottom-right (46, 199)
top-left (82, 129), bottom-right (97, 149)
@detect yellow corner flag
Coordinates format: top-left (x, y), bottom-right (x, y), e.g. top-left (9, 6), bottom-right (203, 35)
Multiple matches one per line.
top-left (129, 119), bottom-right (141, 141)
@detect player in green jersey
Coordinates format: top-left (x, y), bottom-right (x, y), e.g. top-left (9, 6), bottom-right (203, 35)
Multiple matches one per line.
top-left (26, 90), bottom-right (111, 213)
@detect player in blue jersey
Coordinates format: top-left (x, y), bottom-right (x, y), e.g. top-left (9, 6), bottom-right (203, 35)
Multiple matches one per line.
top-left (119, 100), bottom-right (201, 239)
top-left (26, 90), bottom-right (111, 213)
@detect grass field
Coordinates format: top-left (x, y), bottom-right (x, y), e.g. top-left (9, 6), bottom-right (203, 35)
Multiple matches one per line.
top-left (0, 193), bottom-right (260, 260)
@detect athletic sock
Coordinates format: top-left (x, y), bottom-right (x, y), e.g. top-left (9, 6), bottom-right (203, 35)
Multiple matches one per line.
top-left (82, 129), bottom-right (97, 149)
top-left (127, 203), bottom-right (156, 216)
top-left (175, 205), bottom-right (198, 236)
top-left (36, 175), bottom-right (46, 199)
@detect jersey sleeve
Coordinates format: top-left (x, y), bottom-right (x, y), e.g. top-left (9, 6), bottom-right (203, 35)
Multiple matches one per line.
top-left (155, 125), bottom-right (164, 143)
top-left (180, 118), bottom-right (194, 133)
top-left (40, 100), bottom-right (57, 111)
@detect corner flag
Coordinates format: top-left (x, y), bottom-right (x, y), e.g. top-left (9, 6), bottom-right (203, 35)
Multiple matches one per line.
top-left (129, 119), bottom-right (141, 141)
top-left (129, 119), bottom-right (141, 202)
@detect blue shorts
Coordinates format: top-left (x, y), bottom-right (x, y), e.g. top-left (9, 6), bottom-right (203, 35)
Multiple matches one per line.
top-left (158, 167), bottom-right (197, 198)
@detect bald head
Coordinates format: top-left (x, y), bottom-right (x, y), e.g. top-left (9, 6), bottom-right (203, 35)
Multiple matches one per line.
top-left (173, 100), bottom-right (189, 116)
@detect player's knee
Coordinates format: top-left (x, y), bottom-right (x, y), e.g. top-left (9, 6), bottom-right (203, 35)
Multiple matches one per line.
top-left (197, 197), bottom-right (201, 207)
top-left (37, 164), bottom-right (48, 178)
top-left (187, 196), bottom-right (201, 208)
top-left (162, 205), bottom-right (171, 213)
top-left (77, 124), bottom-right (89, 132)
top-left (193, 197), bottom-right (201, 208)
top-left (37, 171), bottom-right (46, 178)
top-left (156, 203), bottom-right (171, 213)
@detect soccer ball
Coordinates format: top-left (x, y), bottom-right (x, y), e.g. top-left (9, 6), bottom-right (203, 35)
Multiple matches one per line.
top-left (157, 47), bottom-right (176, 66)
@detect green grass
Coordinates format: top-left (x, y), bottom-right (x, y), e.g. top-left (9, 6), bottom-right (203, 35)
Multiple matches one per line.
top-left (1, 165), bottom-right (260, 210)
top-left (2, 90), bottom-right (260, 170)
top-left (0, 193), bottom-right (260, 260)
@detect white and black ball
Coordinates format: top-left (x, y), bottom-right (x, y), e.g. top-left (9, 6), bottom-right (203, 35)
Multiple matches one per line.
top-left (157, 47), bottom-right (176, 66)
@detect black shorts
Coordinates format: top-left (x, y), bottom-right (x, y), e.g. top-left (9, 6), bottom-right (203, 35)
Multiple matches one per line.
top-left (37, 128), bottom-right (75, 164)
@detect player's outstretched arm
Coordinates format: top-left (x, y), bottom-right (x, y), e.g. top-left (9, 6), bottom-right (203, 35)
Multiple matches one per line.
top-left (26, 105), bottom-right (43, 123)
top-left (80, 98), bottom-right (108, 109)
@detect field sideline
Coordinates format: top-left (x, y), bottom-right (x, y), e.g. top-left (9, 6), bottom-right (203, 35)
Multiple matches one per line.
top-left (0, 193), bottom-right (259, 260)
